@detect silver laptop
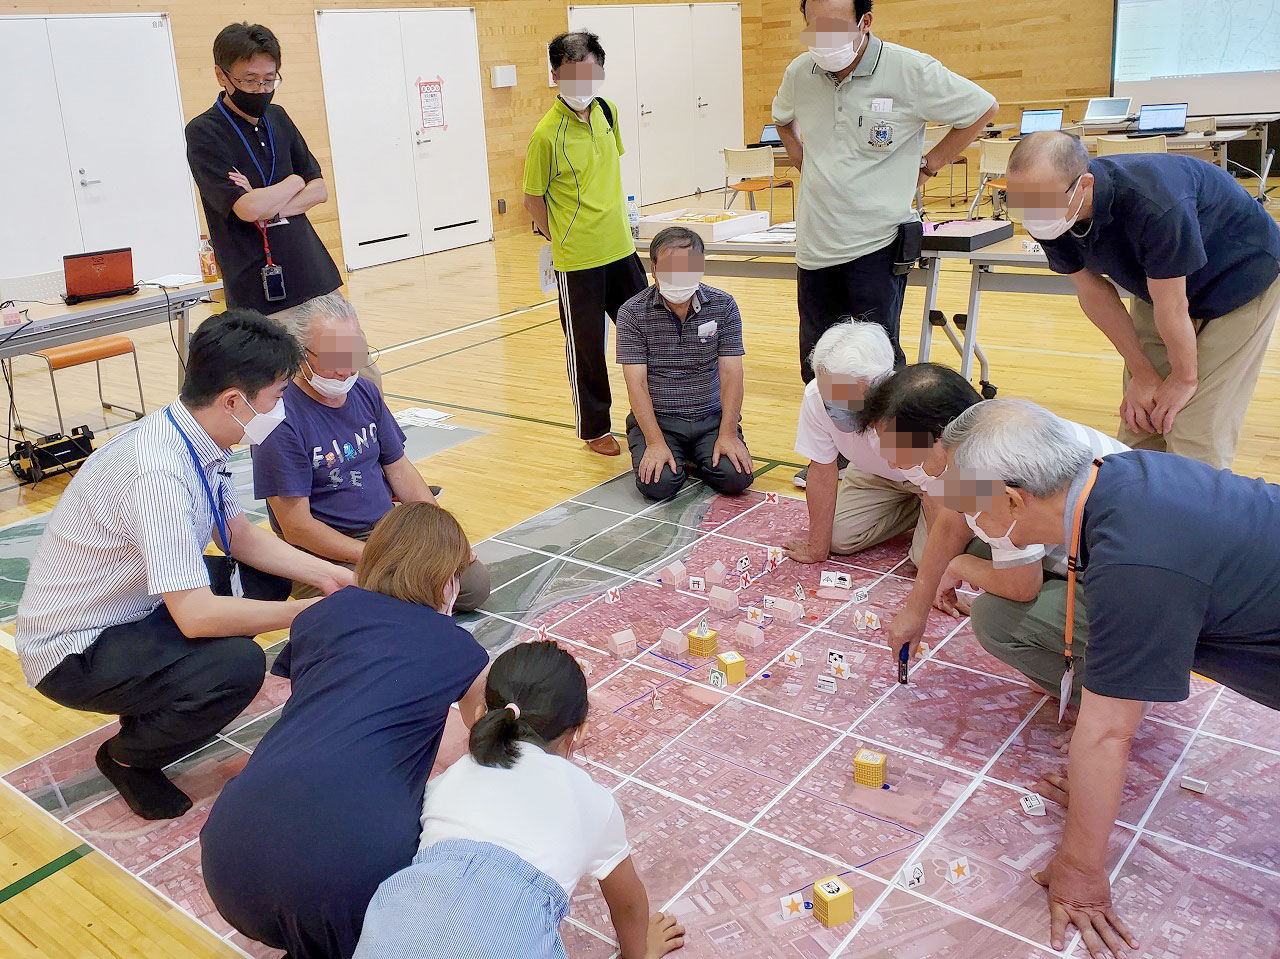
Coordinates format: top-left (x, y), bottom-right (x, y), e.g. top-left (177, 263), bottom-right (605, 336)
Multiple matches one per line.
top-left (1084, 96), bottom-right (1132, 124)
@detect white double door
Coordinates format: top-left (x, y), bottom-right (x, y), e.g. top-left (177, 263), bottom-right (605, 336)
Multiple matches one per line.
top-left (0, 14), bottom-right (200, 282)
top-left (316, 7), bottom-right (493, 271)
top-left (567, 3), bottom-right (744, 205)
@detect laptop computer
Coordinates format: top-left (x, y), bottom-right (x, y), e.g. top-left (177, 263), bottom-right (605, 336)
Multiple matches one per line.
top-left (1018, 109), bottom-right (1063, 136)
top-left (1128, 103), bottom-right (1188, 138)
top-left (750, 123), bottom-right (784, 148)
top-left (63, 248), bottom-right (138, 305)
top-left (1083, 96), bottom-right (1132, 124)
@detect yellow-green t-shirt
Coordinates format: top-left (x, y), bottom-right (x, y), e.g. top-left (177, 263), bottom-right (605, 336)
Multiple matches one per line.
top-left (523, 98), bottom-right (635, 272)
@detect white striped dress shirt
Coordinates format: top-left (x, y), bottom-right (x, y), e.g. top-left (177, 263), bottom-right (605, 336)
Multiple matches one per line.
top-left (15, 401), bottom-right (243, 686)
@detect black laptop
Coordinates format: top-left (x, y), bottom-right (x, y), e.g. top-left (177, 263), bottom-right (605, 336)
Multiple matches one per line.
top-left (1127, 103), bottom-right (1188, 138)
top-left (749, 123), bottom-right (784, 148)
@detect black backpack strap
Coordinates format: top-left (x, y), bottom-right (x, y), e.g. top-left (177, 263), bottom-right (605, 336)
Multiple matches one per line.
top-left (593, 97), bottom-right (614, 131)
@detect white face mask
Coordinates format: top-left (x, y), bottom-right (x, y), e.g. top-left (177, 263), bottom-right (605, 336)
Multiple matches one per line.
top-left (232, 391), bottom-right (286, 445)
top-left (808, 28), bottom-right (867, 73)
top-left (440, 574), bottom-right (461, 617)
top-left (899, 463), bottom-right (933, 488)
top-left (1022, 178), bottom-right (1084, 240)
top-left (559, 72), bottom-right (603, 113)
top-left (305, 361), bottom-right (359, 400)
top-left (657, 274), bottom-right (702, 305)
top-left (964, 511), bottom-right (1020, 552)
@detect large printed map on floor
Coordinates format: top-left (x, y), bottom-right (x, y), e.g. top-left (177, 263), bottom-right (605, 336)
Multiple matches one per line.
top-left (6, 475), bottom-right (1280, 958)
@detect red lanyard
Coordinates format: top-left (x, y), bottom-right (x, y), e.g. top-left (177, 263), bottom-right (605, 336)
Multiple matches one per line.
top-left (1063, 459), bottom-right (1104, 669)
top-left (257, 222), bottom-right (275, 266)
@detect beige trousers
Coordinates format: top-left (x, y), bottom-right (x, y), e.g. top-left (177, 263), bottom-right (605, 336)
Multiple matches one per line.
top-left (1120, 274), bottom-right (1280, 469)
top-left (830, 466), bottom-right (927, 568)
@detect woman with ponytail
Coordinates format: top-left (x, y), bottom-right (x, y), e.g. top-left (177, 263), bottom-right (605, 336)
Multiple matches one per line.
top-left (201, 503), bottom-right (489, 959)
top-left (355, 640), bottom-right (686, 959)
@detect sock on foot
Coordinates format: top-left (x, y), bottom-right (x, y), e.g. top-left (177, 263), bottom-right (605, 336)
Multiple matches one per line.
top-left (95, 742), bottom-right (192, 820)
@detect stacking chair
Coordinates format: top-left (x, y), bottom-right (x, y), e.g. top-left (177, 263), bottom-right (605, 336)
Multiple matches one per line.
top-left (966, 138), bottom-right (1017, 218)
top-left (723, 146), bottom-right (793, 219)
top-left (1095, 135), bottom-right (1168, 156)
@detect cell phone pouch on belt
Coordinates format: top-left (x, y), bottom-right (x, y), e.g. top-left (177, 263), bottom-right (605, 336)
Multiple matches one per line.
top-left (893, 219), bottom-right (924, 275)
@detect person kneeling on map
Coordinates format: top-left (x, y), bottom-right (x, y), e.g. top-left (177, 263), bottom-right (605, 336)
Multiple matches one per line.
top-left (940, 398), bottom-right (1280, 956)
top-left (865, 366), bottom-right (1126, 706)
top-left (252, 292), bottom-right (490, 609)
top-left (616, 226), bottom-right (754, 500)
top-left (783, 321), bottom-right (926, 567)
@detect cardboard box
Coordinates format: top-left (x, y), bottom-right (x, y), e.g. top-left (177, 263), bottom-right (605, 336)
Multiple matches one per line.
top-left (638, 208), bottom-right (770, 242)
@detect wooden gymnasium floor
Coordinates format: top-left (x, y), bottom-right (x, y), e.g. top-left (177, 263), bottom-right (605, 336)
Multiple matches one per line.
top-left (1, 182), bottom-right (1279, 956)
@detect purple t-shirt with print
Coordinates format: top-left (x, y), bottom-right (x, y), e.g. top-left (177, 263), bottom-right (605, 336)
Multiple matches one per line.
top-left (251, 379), bottom-right (406, 534)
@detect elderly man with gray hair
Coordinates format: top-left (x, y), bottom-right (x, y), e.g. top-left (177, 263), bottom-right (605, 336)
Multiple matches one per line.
top-left (616, 226), bottom-right (753, 500)
top-left (784, 320), bottom-right (929, 567)
top-left (939, 397), bottom-right (1280, 956)
top-left (251, 292), bottom-right (490, 609)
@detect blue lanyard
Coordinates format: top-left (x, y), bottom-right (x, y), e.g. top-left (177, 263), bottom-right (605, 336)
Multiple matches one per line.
top-left (216, 97), bottom-right (276, 188)
top-left (165, 407), bottom-right (231, 554)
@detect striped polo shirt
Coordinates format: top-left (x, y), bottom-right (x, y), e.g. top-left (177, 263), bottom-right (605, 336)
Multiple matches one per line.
top-left (15, 401), bottom-right (242, 686)
top-left (615, 283), bottom-right (745, 420)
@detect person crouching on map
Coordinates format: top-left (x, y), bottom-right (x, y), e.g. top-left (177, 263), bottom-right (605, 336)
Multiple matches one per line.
top-left (355, 640), bottom-right (686, 959)
top-left (784, 321), bottom-right (926, 568)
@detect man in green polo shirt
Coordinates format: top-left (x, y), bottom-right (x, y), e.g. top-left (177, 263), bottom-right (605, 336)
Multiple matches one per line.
top-left (523, 30), bottom-right (647, 457)
top-left (775, 0), bottom-right (997, 379)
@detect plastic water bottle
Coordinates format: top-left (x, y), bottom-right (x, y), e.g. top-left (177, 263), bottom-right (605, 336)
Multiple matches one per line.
top-left (627, 195), bottom-right (640, 240)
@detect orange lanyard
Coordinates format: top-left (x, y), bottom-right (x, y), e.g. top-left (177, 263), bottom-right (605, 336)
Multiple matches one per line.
top-left (1063, 459), bottom-right (1104, 669)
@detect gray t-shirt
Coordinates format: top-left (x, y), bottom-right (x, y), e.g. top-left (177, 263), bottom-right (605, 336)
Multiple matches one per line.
top-left (772, 37), bottom-right (994, 270)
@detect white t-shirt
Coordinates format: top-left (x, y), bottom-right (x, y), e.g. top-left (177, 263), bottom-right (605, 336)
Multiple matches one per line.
top-left (419, 743), bottom-right (630, 895)
top-left (945, 419), bottom-right (1128, 573)
top-left (794, 381), bottom-right (906, 482)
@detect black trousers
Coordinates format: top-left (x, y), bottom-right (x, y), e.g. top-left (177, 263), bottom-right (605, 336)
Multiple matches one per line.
top-left (35, 557), bottom-right (291, 769)
top-left (556, 252), bottom-right (648, 440)
top-left (626, 411), bottom-right (754, 501)
top-left (797, 240), bottom-right (908, 382)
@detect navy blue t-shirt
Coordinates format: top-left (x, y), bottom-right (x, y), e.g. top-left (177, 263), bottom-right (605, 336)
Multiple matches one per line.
top-left (1041, 155), bottom-right (1280, 320)
top-left (200, 586), bottom-right (487, 958)
top-left (251, 378), bottom-right (406, 533)
top-left (1080, 450), bottom-right (1280, 707)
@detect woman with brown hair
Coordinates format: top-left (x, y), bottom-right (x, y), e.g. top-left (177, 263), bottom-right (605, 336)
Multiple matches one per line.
top-left (200, 502), bottom-right (488, 959)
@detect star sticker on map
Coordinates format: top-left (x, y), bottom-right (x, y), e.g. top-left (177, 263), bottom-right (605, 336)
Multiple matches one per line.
top-left (831, 661), bottom-right (851, 681)
top-left (778, 892), bottom-right (806, 922)
top-left (784, 650), bottom-right (804, 667)
top-left (945, 856), bottom-right (971, 885)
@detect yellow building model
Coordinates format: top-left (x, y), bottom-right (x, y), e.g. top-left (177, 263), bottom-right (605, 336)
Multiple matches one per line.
top-left (687, 626), bottom-right (718, 658)
top-left (716, 651), bottom-right (746, 684)
top-left (812, 875), bottom-right (854, 927)
top-left (853, 748), bottom-right (887, 788)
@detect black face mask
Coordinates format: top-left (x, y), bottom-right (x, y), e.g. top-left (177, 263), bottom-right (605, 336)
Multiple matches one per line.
top-left (228, 86), bottom-right (274, 119)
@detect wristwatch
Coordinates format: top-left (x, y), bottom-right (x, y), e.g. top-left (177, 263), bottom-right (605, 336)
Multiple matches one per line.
top-left (919, 156), bottom-right (938, 179)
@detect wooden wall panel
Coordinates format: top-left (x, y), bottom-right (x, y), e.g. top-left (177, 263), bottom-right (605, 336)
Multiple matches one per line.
top-left (7, 0), bottom-right (1112, 259)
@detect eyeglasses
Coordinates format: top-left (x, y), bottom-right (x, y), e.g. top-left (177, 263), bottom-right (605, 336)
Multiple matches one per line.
top-left (305, 344), bottom-right (381, 376)
top-left (228, 72), bottom-right (283, 93)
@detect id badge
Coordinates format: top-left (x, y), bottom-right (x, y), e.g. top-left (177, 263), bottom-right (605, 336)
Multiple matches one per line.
top-left (264, 215), bottom-right (290, 227)
top-left (229, 560), bottom-right (244, 599)
top-left (262, 263), bottom-right (286, 302)
top-left (1058, 663), bottom-right (1074, 722)
top-left (697, 319), bottom-right (718, 341)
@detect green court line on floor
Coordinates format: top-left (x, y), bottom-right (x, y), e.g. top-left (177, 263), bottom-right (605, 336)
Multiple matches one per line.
top-left (382, 392), bottom-right (809, 471)
top-left (0, 842), bottom-right (92, 905)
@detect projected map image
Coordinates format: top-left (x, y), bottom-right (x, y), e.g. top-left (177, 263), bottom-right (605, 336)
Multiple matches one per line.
top-left (1115, 0), bottom-right (1280, 80)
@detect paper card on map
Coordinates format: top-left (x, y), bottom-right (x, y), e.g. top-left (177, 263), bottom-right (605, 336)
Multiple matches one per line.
top-left (900, 863), bottom-right (925, 890)
top-left (816, 675), bottom-right (838, 694)
top-left (783, 649), bottom-right (804, 667)
top-left (945, 857), bottom-right (971, 884)
top-left (852, 586), bottom-right (870, 604)
top-left (536, 625), bottom-right (549, 640)
top-left (746, 607), bottom-right (764, 625)
top-left (652, 693), bottom-right (664, 711)
top-left (820, 570), bottom-right (840, 587)
top-left (767, 546), bottom-right (783, 568)
top-left (739, 572), bottom-right (751, 589)
top-left (604, 587), bottom-right (621, 604)
top-left (1019, 793), bottom-right (1047, 817)
top-left (779, 892), bottom-right (807, 921)
top-left (765, 491), bottom-right (779, 504)
top-left (831, 661), bottom-right (851, 680)
top-left (827, 649), bottom-right (846, 668)
top-left (688, 576), bottom-right (706, 592)
top-left (699, 617), bottom-right (711, 636)
top-left (794, 584), bottom-right (806, 602)
top-left (736, 555), bottom-right (752, 572)
top-left (708, 668), bottom-right (728, 689)
top-left (865, 611), bottom-right (881, 631)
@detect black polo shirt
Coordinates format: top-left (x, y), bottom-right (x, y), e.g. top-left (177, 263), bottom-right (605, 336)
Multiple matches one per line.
top-left (1041, 155), bottom-right (1280, 321)
top-left (1072, 450), bottom-right (1280, 709)
top-left (185, 93), bottom-right (341, 314)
